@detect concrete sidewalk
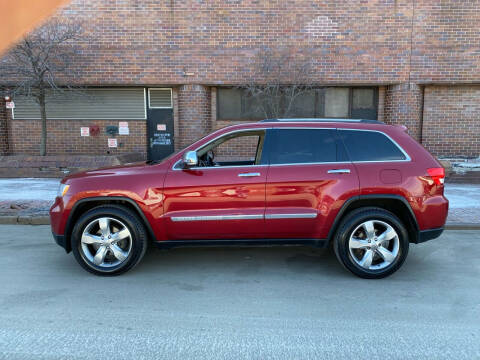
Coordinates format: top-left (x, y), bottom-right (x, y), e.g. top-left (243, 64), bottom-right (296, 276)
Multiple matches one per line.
top-left (0, 178), bottom-right (478, 228)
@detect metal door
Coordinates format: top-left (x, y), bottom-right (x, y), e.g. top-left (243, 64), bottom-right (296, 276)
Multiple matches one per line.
top-left (147, 88), bottom-right (174, 161)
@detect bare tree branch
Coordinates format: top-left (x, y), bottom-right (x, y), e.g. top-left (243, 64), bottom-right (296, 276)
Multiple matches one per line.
top-left (0, 19), bottom-right (84, 155)
top-left (238, 47), bottom-right (316, 119)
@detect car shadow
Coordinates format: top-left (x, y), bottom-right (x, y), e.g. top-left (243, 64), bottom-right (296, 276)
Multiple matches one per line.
top-left (132, 244), bottom-right (350, 279)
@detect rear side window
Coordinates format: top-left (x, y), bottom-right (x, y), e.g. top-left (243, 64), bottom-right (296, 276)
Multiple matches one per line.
top-left (339, 130), bottom-right (407, 161)
top-left (269, 129), bottom-right (338, 164)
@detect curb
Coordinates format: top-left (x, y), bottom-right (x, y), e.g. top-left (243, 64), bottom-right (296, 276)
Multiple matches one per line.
top-left (0, 216), bottom-right (50, 225)
top-left (0, 216), bottom-right (478, 229)
top-left (444, 223), bottom-right (480, 230)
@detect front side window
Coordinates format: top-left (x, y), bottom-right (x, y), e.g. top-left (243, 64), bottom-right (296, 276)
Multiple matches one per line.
top-left (269, 129), bottom-right (338, 165)
top-left (195, 130), bottom-right (266, 167)
top-left (338, 130), bottom-right (407, 162)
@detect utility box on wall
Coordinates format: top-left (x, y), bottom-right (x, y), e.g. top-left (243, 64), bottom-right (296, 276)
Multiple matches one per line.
top-left (105, 125), bottom-right (118, 136)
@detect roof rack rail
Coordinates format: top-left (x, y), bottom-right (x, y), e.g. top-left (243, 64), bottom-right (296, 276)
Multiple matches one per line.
top-left (259, 118), bottom-right (383, 124)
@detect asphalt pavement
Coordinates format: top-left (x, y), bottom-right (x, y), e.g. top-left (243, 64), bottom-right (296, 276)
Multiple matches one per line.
top-left (0, 225), bottom-right (479, 360)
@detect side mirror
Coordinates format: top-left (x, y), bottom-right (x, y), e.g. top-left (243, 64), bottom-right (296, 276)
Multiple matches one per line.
top-left (182, 151), bottom-right (198, 167)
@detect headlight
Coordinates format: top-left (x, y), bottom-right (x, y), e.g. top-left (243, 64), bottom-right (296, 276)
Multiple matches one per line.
top-left (57, 183), bottom-right (70, 197)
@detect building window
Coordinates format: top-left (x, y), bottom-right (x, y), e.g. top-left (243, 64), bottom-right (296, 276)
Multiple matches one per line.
top-left (148, 88), bottom-right (172, 108)
top-left (216, 88), bottom-right (265, 120)
top-left (12, 88), bottom-right (146, 120)
top-left (216, 87), bottom-right (378, 120)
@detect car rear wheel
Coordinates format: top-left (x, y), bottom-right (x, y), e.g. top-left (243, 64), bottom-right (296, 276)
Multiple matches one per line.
top-left (71, 205), bottom-right (148, 276)
top-left (333, 207), bottom-right (409, 279)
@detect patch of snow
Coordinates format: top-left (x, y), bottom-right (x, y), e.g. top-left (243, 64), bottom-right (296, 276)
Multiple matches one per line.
top-left (444, 184), bottom-right (480, 209)
top-left (0, 178), bottom-right (60, 201)
top-left (453, 163), bottom-right (480, 169)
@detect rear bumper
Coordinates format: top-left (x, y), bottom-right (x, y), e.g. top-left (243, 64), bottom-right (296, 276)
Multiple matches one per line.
top-left (416, 227), bottom-right (444, 244)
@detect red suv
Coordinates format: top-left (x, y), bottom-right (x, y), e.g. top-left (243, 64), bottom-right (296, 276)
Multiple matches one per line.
top-left (50, 119), bottom-right (448, 278)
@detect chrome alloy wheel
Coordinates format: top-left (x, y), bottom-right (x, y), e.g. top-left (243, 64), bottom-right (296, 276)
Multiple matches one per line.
top-left (80, 217), bottom-right (132, 269)
top-left (348, 220), bottom-right (400, 271)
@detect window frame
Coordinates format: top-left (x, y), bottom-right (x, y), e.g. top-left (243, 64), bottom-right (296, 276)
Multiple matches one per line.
top-left (268, 128), bottom-right (342, 166)
top-left (12, 87), bottom-right (147, 120)
top-left (172, 128), bottom-right (269, 170)
top-left (216, 87), bottom-right (379, 121)
top-left (337, 129), bottom-right (411, 163)
top-left (148, 88), bottom-right (173, 109)
top-left (172, 127), bottom-right (411, 170)
top-left (268, 128), bottom-right (410, 166)
top-left (197, 129), bottom-right (265, 165)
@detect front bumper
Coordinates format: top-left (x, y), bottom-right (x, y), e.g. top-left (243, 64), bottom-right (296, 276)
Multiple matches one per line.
top-left (52, 232), bottom-right (70, 253)
top-left (416, 227), bottom-right (444, 243)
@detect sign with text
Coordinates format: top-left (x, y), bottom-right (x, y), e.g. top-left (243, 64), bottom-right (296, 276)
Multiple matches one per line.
top-left (157, 124), bottom-right (166, 131)
top-left (80, 127), bottom-right (90, 136)
top-left (108, 138), bottom-right (118, 148)
top-left (5, 101), bottom-right (15, 109)
top-left (119, 121), bottom-right (129, 135)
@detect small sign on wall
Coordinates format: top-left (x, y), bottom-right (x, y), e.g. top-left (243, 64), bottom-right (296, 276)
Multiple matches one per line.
top-left (80, 127), bottom-right (90, 136)
top-left (108, 138), bottom-right (118, 148)
top-left (119, 121), bottom-right (129, 135)
top-left (5, 101), bottom-right (15, 109)
top-left (157, 124), bottom-right (166, 131)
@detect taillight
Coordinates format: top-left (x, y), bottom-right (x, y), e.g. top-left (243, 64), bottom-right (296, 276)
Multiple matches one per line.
top-left (427, 167), bottom-right (445, 185)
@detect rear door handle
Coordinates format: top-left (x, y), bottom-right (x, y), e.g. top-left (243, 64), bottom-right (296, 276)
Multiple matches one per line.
top-left (238, 172), bottom-right (261, 177)
top-left (327, 169), bottom-right (351, 174)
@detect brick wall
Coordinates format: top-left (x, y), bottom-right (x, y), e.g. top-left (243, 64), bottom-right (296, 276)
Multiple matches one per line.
top-left (384, 83), bottom-right (423, 141)
top-left (412, 1), bottom-right (480, 83)
top-left (3, 0), bottom-right (480, 86)
top-left (0, 99), bottom-right (8, 155)
top-left (177, 85), bottom-right (211, 149)
top-left (377, 86), bottom-right (386, 122)
top-left (9, 119), bottom-right (146, 156)
top-left (423, 86), bottom-right (480, 158)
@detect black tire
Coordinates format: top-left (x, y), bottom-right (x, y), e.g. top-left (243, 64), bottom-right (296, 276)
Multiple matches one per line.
top-left (71, 205), bottom-right (148, 276)
top-left (333, 207), bottom-right (409, 279)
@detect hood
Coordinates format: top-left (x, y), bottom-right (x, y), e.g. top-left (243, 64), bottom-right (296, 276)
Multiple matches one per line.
top-left (62, 161), bottom-right (149, 181)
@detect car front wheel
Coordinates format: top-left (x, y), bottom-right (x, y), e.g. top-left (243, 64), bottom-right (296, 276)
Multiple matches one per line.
top-left (333, 207), bottom-right (409, 279)
top-left (71, 205), bottom-right (148, 276)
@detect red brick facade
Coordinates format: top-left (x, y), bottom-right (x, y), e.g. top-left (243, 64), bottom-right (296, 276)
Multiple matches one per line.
top-left (9, 117), bottom-right (146, 156)
top-left (0, 99), bottom-right (8, 155)
top-left (423, 86), bottom-right (480, 158)
top-left (0, 0), bottom-right (479, 159)
top-left (384, 84), bottom-right (424, 141)
top-left (177, 85), bottom-right (212, 150)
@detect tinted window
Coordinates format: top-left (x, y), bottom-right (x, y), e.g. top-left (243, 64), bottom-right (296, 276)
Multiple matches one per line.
top-left (217, 88), bottom-right (264, 120)
top-left (270, 129), bottom-right (337, 164)
top-left (351, 88), bottom-right (377, 119)
top-left (217, 87), bottom-right (378, 120)
top-left (339, 130), bottom-right (407, 161)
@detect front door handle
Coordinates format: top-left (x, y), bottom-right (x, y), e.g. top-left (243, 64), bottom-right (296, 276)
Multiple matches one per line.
top-left (238, 172), bottom-right (261, 177)
top-left (327, 169), bottom-right (351, 174)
